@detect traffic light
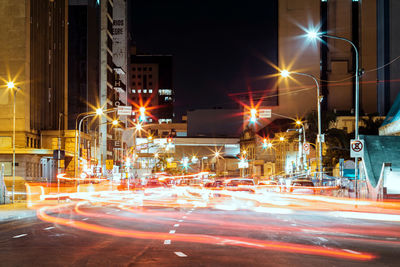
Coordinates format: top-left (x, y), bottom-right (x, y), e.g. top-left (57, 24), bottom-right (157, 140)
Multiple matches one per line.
top-left (250, 108), bottom-right (258, 123)
top-left (167, 136), bottom-right (173, 144)
top-left (139, 106), bottom-right (146, 122)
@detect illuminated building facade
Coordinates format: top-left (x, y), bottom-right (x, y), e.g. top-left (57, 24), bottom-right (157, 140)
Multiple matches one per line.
top-left (0, 0), bottom-right (68, 185)
top-left (128, 50), bottom-right (174, 124)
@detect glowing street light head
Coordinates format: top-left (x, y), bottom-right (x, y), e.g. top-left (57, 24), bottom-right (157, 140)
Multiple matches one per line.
top-left (215, 151), bottom-right (220, 158)
top-left (267, 142), bottom-right (273, 148)
top-left (96, 108), bottom-right (103, 115)
top-left (139, 107), bottom-right (146, 114)
top-left (135, 123), bottom-right (143, 131)
top-left (279, 136), bottom-right (285, 141)
top-left (296, 120), bottom-right (302, 126)
top-left (7, 81), bottom-right (15, 89)
top-left (307, 30), bottom-right (319, 39)
top-left (280, 70), bottom-right (290, 78)
top-left (112, 120), bottom-right (118, 126)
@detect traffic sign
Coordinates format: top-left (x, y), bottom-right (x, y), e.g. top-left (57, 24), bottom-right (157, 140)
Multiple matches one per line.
top-left (259, 109), bottom-right (272, 119)
top-left (117, 106), bottom-right (132, 116)
top-left (106, 159), bottom-right (114, 170)
top-left (350, 139), bottom-right (364, 158)
top-left (303, 142), bottom-right (310, 155)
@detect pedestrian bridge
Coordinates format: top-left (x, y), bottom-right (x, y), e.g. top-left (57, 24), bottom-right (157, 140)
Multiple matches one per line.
top-left (361, 135), bottom-right (400, 199)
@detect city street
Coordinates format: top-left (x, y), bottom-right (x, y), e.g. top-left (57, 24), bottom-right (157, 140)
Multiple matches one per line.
top-left (1, 188), bottom-right (400, 266)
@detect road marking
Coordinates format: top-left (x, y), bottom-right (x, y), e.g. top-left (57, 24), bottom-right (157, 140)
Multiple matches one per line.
top-left (178, 220), bottom-right (184, 222)
top-left (343, 249), bottom-right (361, 255)
top-left (169, 230), bottom-right (176, 234)
top-left (164, 240), bottom-right (171, 245)
top-left (13, 234), bottom-right (27, 239)
top-left (106, 212), bottom-right (111, 214)
top-left (174, 224), bottom-right (180, 227)
top-left (44, 226), bottom-right (55, 230)
top-left (82, 218), bottom-right (89, 221)
top-left (183, 216), bottom-right (187, 219)
top-left (317, 237), bottom-right (328, 242)
top-left (174, 252), bottom-right (187, 257)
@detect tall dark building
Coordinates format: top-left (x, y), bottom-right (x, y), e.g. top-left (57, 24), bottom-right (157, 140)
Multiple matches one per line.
top-left (0, 0), bottom-right (68, 181)
top-left (68, 0), bottom-right (100, 130)
top-left (377, 0), bottom-right (400, 115)
top-left (129, 50), bottom-right (174, 124)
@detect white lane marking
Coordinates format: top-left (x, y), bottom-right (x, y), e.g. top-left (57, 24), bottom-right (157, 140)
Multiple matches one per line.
top-left (44, 226), bottom-right (55, 230)
top-left (169, 230), bottom-right (176, 234)
top-left (183, 216), bottom-right (187, 219)
top-left (178, 220), bottom-right (184, 222)
top-left (82, 218), bottom-right (89, 221)
top-left (164, 240), bottom-right (171, 245)
top-left (174, 224), bottom-right (180, 227)
top-left (174, 252), bottom-right (187, 257)
top-left (317, 237), bottom-right (328, 242)
top-left (13, 234), bottom-right (27, 239)
top-left (343, 249), bottom-right (362, 255)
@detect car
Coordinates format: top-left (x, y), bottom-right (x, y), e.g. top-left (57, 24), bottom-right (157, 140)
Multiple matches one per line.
top-left (289, 179), bottom-right (315, 194)
top-left (223, 178), bottom-right (255, 193)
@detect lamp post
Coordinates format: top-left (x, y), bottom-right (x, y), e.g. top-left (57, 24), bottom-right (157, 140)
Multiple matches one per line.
top-left (7, 82), bottom-right (21, 203)
top-left (281, 70), bottom-right (323, 183)
top-left (307, 30), bottom-right (360, 196)
top-left (75, 108), bottom-right (115, 177)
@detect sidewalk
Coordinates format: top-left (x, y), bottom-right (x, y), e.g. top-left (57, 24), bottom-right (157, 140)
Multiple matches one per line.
top-left (0, 202), bottom-right (37, 222)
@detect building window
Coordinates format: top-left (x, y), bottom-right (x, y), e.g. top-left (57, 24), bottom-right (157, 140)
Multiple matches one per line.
top-left (132, 67), bottom-right (136, 71)
top-left (138, 75), bottom-right (141, 78)
top-left (143, 89), bottom-right (147, 93)
top-left (138, 67), bottom-right (142, 71)
top-left (165, 96), bottom-right (172, 101)
top-left (138, 89), bottom-right (141, 93)
top-left (149, 89), bottom-right (153, 93)
top-left (132, 82), bottom-right (136, 86)
top-left (149, 82), bottom-right (152, 86)
top-left (159, 89), bottom-right (172, 95)
top-left (26, 137), bottom-right (29, 147)
top-left (149, 74), bottom-right (152, 78)
top-left (138, 82), bottom-right (141, 85)
top-left (132, 89), bottom-right (136, 93)
top-left (132, 75), bottom-right (136, 78)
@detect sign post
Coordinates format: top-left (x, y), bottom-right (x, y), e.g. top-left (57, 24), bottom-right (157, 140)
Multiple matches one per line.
top-left (117, 106), bottom-right (132, 116)
top-left (259, 109), bottom-right (272, 119)
top-left (350, 139), bottom-right (364, 158)
top-left (303, 142), bottom-right (310, 155)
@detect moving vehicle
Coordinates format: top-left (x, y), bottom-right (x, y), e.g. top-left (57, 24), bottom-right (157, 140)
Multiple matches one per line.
top-left (289, 179), bottom-right (315, 194)
top-left (223, 178), bottom-right (255, 193)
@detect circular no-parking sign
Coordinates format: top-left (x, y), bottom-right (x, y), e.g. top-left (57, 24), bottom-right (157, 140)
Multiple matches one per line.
top-left (351, 140), bottom-right (363, 152)
top-left (303, 142), bottom-right (310, 151)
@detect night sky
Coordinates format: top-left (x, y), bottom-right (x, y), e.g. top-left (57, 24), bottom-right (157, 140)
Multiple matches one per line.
top-left (130, 0), bottom-right (278, 118)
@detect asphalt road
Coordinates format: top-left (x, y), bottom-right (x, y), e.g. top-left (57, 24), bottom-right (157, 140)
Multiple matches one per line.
top-left (1, 188), bottom-right (400, 267)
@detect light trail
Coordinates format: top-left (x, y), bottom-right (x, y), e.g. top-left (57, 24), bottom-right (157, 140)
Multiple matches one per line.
top-left (37, 204), bottom-right (376, 261)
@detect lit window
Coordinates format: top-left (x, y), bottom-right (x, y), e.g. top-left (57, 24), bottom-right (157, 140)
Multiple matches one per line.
top-left (165, 96), bottom-right (172, 101)
top-left (138, 89), bottom-right (141, 93)
top-left (143, 89), bottom-right (147, 93)
top-left (149, 89), bottom-right (153, 93)
top-left (132, 89), bottom-right (136, 93)
top-left (159, 89), bottom-right (172, 95)
top-left (149, 119), bottom-right (153, 122)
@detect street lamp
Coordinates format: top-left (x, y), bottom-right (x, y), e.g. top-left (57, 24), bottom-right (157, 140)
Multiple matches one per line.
top-left (75, 108), bottom-right (115, 177)
top-left (307, 30), bottom-right (360, 194)
top-left (7, 82), bottom-right (21, 203)
top-left (280, 70), bottom-right (323, 183)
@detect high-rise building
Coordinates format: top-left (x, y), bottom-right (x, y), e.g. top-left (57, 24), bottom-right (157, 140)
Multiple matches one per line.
top-left (377, 0), bottom-right (400, 115)
top-left (276, 0), bottom-right (378, 119)
top-left (99, 0), bottom-right (115, 166)
top-left (0, 0), bottom-right (68, 181)
top-left (128, 49), bottom-right (174, 124)
top-left (68, 0), bottom-right (100, 130)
